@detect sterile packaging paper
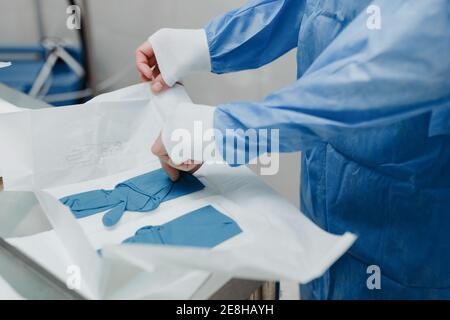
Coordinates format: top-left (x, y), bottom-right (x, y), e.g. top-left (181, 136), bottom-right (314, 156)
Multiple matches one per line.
top-left (0, 83), bottom-right (356, 299)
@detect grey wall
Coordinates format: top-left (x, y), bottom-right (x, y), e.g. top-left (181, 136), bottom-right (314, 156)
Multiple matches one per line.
top-left (0, 0), bottom-right (300, 207)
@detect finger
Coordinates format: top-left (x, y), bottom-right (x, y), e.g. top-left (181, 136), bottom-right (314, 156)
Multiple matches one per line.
top-left (157, 154), bottom-right (181, 181)
top-left (188, 164), bottom-right (202, 174)
top-left (136, 41), bottom-right (154, 58)
top-left (167, 159), bottom-right (199, 172)
top-left (151, 133), bottom-right (165, 156)
top-left (136, 58), bottom-right (153, 79)
top-left (139, 73), bottom-right (151, 82)
top-left (136, 42), bottom-right (156, 69)
top-left (147, 55), bottom-right (157, 69)
top-left (151, 65), bottom-right (161, 80)
top-left (151, 74), bottom-right (170, 93)
top-left (135, 49), bottom-right (153, 79)
top-left (157, 152), bottom-right (195, 174)
top-left (151, 134), bottom-right (180, 181)
top-left (160, 158), bottom-right (180, 181)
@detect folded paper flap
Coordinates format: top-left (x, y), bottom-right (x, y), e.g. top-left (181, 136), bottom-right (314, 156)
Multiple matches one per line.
top-left (101, 194), bottom-right (356, 283)
top-left (0, 84), bottom-right (193, 190)
top-left (33, 190), bottom-right (103, 298)
top-left (103, 229), bottom-right (355, 284)
top-left (1, 88), bottom-right (163, 190)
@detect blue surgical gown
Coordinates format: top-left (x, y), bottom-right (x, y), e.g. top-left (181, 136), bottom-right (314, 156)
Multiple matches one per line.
top-left (205, 0), bottom-right (450, 299)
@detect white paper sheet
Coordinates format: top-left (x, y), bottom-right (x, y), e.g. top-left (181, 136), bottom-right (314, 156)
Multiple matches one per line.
top-left (0, 83), bottom-right (192, 189)
top-left (0, 83), bottom-right (356, 299)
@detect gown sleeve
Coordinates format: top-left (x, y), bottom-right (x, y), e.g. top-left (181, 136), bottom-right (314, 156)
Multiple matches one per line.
top-left (213, 0), bottom-right (450, 162)
top-left (205, 0), bottom-right (306, 74)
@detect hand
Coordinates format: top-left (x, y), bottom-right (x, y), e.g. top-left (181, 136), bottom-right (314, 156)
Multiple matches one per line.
top-left (151, 133), bottom-right (203, 181)
top-left (135, 41), bottom-right (170, 93)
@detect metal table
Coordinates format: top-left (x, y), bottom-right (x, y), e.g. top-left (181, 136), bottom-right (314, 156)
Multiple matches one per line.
top-left (0, 84), bottom-right (268, 300)
top-left (0, 83), bottom-right (49, 110)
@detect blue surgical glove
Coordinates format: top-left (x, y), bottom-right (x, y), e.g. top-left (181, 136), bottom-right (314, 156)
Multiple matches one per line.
top-left (123, 205), bottom-right (242, 248)
top-left (60, 169), bottom-right (204, 227)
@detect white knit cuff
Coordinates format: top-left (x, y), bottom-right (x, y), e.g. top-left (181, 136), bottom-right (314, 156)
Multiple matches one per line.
top-left (148, 29), bottom-right (211, 86)
top-left (161, 102), bottom-right (220, 165)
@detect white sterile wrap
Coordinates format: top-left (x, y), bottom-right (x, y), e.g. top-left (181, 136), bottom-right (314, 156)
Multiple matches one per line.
top-left (0, 84), bottom-right (356, 299)
top-left (151, 85), bottom-right (219, 165)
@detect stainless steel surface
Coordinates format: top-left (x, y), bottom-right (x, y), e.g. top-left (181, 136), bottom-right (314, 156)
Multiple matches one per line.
top-left (209, 279), bottom-right (264, 300)
top-left (0, 83), bottom-right (50, 109)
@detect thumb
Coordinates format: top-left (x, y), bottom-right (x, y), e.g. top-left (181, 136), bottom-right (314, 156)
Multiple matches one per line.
top-left (160, 159), bottom-right (180, 182)
top-left (151, 74), bottom-right (170, 93)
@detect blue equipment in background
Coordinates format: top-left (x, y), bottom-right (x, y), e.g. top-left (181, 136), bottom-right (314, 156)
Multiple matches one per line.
top-left (0, 42), bottom-right (86, 106)
top-left (0, 0), bottom-right (91, 106)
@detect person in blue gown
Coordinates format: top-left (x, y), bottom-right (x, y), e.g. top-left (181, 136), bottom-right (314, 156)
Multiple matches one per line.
top-left (135, 0), bottom-right (450, 299)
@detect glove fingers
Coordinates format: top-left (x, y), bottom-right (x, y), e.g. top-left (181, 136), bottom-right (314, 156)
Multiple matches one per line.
top-left (61, 189), bottom-right (121, 211)
top-left (102, 201), bottom-right (127, 227)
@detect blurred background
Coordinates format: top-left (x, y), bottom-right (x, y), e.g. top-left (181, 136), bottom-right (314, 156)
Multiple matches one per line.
top-left (0, 0), bottom-right (300, 298)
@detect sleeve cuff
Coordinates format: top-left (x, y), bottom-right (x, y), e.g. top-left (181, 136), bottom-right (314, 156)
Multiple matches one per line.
top-left (161, 102), bottom-right (221, 165)
top-left (148, 29), bottom-right (211, 86)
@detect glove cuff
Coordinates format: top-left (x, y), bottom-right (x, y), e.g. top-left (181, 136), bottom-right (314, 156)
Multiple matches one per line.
top-left (148, 29), bottom-right (211, 86)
